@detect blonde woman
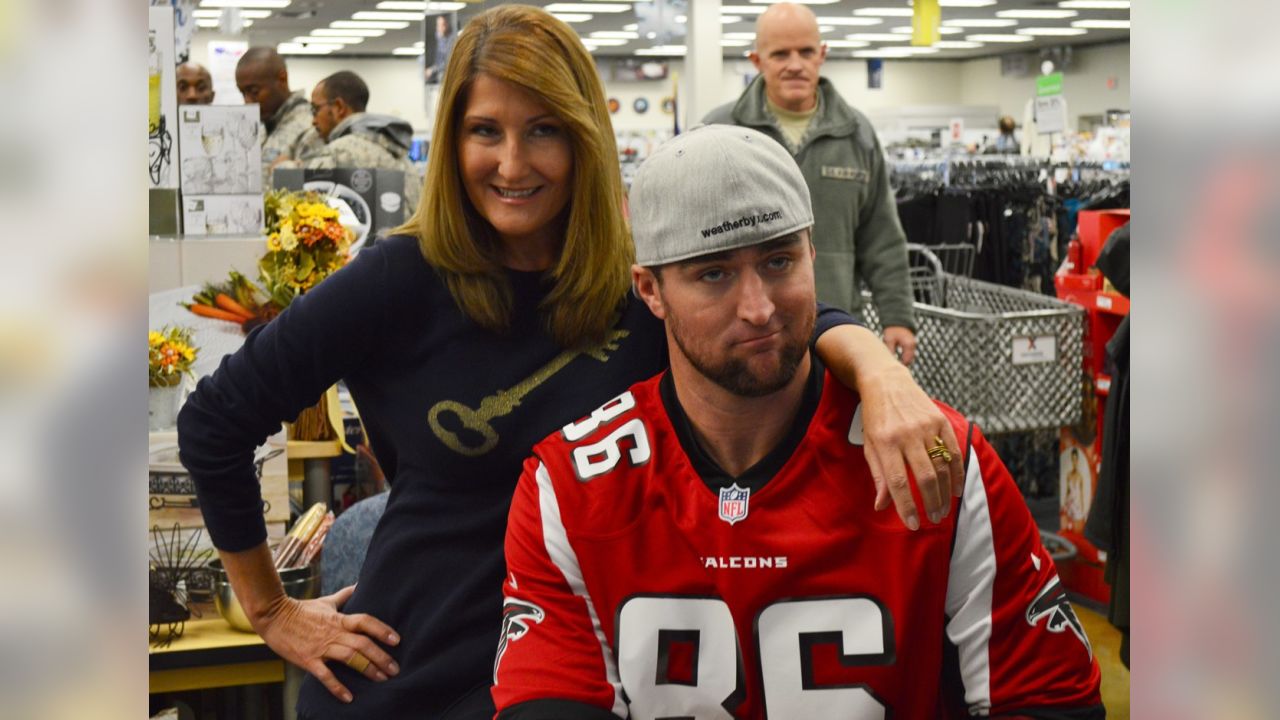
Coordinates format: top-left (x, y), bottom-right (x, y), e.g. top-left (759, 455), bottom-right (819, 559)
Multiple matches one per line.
top-left (179, 6), bottom-right (960, 718)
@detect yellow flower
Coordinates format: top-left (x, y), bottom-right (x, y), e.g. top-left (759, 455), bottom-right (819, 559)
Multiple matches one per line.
top-left (279, 225), bottom-right (298, 251)
top-left (149, 331), bottom-right (164, 347)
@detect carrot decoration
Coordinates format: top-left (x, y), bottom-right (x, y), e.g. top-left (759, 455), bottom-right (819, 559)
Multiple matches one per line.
top-left (215, 293), bottom-right (254, 320)
top-left (185, 303), bottom-right (248, 323)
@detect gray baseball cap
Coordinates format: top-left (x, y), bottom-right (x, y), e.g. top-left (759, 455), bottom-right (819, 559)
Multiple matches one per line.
top-left (629, 124), bottom-right (814, 267)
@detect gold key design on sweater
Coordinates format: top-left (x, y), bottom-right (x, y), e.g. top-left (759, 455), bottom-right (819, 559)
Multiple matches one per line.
top-left (428, 328), bottom-right (630, 456)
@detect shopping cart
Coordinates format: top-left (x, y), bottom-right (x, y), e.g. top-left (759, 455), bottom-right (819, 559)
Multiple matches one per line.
top-left (861, 244), bottom-right (1084, 434)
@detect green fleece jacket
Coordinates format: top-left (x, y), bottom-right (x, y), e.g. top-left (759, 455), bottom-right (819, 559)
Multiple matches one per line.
top-left (704, 76), bottom-right (915, 330)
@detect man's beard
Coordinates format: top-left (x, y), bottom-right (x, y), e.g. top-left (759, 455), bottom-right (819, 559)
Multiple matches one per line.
top-left (668, 310), bottom-right (814, 398)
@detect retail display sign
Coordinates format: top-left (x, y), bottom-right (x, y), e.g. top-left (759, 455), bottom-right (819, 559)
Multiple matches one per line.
top-left (1034, 95), bottom-right (1067, 134)
top-left (867, 59), bottom-right (883, 90)
top-left (178, 105), bottom-right (263, 196)
top-left (912, 0), bottom-right (941, 46)
top-left (1011, 335), bottom-right (1057, 365)
top-left (1036, 72), bottom-right (1064, 97)
top-left (948, 117), bottom-right (964, 144)
top-left (208, 40), bottom-right (248, 107)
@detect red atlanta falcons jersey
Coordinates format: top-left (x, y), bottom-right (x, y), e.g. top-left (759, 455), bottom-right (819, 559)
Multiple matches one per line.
top-left (493, 370), bottom-right (1102, 719)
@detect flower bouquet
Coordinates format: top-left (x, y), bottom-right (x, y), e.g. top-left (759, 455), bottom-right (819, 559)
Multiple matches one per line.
top-left (258, 188), bottom-right (354, 311)
top-left (149, 325), bottom-right (198, 430)
top-left (149, 325), bottom-right (198, 388)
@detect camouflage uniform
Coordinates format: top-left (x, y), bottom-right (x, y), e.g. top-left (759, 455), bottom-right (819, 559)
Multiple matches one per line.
top-left (262, 90), bottom-right (324, 185)
top-left (304, 112), bottom-right (422, 214)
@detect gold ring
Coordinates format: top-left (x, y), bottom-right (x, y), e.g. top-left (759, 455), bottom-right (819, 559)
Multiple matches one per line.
top-left (927, 436), bottom-right (952, 464)
top-left (345, 652), bottom-right (371, 674)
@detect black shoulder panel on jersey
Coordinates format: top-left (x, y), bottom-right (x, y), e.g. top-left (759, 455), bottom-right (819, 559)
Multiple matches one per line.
top-left (497, 699), bottom-right (620, 720)
top-left (992, 704), bottom-right (1107, 719)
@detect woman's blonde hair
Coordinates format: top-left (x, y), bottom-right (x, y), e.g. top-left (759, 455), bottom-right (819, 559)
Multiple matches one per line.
top-left (396, 5), bottom-right (631, 348)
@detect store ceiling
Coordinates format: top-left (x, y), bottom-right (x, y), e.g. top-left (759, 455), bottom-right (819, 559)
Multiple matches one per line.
top-left (196, 0), bottom-right (1130, 61)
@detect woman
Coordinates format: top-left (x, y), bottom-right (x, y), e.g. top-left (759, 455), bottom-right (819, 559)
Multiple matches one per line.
top-left (178, 6), bottom-right (960, 718)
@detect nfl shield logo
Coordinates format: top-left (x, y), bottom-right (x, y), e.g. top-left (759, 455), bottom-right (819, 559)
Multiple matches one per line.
top-left (718, 483), bottom-right (750, 525)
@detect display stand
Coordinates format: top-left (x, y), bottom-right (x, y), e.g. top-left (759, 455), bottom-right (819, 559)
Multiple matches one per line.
top-left (1053, 208), bottom-right (1130, 604)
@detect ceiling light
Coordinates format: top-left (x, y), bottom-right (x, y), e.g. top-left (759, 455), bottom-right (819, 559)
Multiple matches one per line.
top-left (847, 33), bottom-right (911, 42)
top-left (623, 23), bottom-right (638, 30)
top-left (1071, 19), bottom-right (1130, 28)
top-left (635, 45), bottom-right (687, 55)
top-left (723, 32), bottom-right (756, 40)
top-left (352, 11), bottom-right (423, 21)
top-left (1059, 0), bottom-right (1129, 8)
top-left (332, 20), bottom-right (410, 29)
top-left (891, 25), bottom-right (961, 34)
top-left (749, 0), bottom-right (840, 4)
top-left (545, 3), bottom-right (632, 12)
top-left (392, 47), bottom-right (425, 55)
top-left (966, 34), bottom-right (1034, 42)
top-left (825, 39), bottom-right (870, 48)
top-left (937, 0), bottom-right (997, 6)
top-left (413, 41), bottom-right (423, 47)
top-left (581, 38), bottom-right (627, 46)
top-left (815, 17), bottom-right (885, 26)
top-left (721, 39), bottom-right (751, 46)
top-left (196, 18), bottom-right (255, 27)
top-left (721, 15), bottom-right (744, 23)
top-left (944, 18), bottom-right (1017, 27)
top-left (933, 40), bottom-right (984, 48)
top-left (312, 28), bottom-right (385, 37)
top-left (997, 9), bottom-right (1078, 19)
top-left (854, 8), bottom-right (915, 17)
top-left (721, 5), bottom-right (767, 14)
top-left (1018, 27), bottom-right (1088, 35)
top-left (551, 13), bottom-right (592, 22)
top-left (375, 1), bottom-right (466, 9)
top-left (590, 31), bottom-right (639, 38)
top-left (852, 47), bottom-right (939, 57)
top-left (193, 8), bottom-right (271, 18)
top-left (199, 0), bottom-right (290, 7)
top-left (294, 35), bottom-right (364, 44)
top-left (277, 42), bottom-right (340, 54)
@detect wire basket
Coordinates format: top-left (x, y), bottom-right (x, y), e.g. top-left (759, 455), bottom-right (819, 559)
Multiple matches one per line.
top-left (862, 245), bottom-right (1084, 434)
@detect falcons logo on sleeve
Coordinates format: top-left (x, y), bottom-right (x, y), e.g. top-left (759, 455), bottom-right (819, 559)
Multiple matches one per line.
top-left (494, 598), bottom-right (546, 682)
top-left (1026, 576), bottom-right (1092, 659)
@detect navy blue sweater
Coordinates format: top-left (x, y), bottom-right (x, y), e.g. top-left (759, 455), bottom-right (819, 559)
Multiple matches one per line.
top-left (178, 234), bottom-right (857, 718)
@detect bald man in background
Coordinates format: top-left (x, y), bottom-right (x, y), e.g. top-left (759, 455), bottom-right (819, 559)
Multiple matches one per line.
top-left (176, 62), bottom-right (214, 105)
top-left (235, 47), bottom-right (323, 184)
top-left (704, 2), bottom-right (917, 364)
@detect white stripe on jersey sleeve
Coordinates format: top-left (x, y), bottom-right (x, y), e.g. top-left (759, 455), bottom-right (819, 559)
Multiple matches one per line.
top-left (944, 448), bottom-right (995, 716)
top-left (535, 462), bottom-right (628, 719)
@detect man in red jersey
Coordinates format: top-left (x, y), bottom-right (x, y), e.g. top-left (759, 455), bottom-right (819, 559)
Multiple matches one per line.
top-left (492, 124), bottom-right (1103, 720)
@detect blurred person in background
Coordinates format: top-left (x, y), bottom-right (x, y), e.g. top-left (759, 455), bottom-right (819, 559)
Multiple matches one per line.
top-left (988, 115), bottom-right (1019, 154)
top-left (176, 62), bottom-right (214, 105)
top-left (302, 70), bottom-right (422, 214)
top-left (235, 47), bottom-right (323, 182)
top-left (704, 2), bottom-right (917, 364)
top-left (178, 6), bottom-right (963, 718)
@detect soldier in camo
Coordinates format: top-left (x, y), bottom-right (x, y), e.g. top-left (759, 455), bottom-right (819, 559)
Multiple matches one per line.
top-left (235, 48), bottom-right (324, 186)
top-left (303, 71), bottom-right (422, 214)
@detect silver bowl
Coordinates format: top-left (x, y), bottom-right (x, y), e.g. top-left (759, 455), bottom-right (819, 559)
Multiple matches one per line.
top-left (207, 558), bottom-right (320, 632)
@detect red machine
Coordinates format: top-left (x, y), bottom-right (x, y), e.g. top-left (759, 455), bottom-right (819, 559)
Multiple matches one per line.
top-left (1052, 208), bottom-right (1129, 604)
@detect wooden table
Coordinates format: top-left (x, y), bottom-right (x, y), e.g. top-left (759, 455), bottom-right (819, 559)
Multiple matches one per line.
top-left (150, 615), bottom-right (300, 719)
